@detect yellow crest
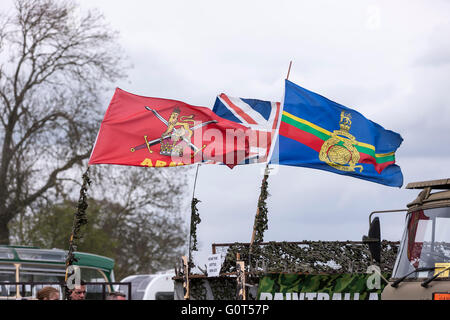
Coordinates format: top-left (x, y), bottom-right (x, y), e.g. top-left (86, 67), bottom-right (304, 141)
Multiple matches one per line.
top-left (319, 111), bottom-right (363, 172)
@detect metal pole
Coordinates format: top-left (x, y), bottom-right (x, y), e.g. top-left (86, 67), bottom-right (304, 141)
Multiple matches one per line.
top-left (431, 217), bottom-right (436, 252)
top-left (128, 282), bottom-right (132, 300)
top-left (102, 283), bottom-right (106, 300)
top-left (368, 209), bottom-right (407, 225)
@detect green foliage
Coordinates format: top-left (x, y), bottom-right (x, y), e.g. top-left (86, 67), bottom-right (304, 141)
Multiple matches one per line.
top-left (253, 169), bottom-right (270, 244)
top-left (18, 200), bottom-right (118, 260)
top-left (190, 198), bottom-right (201, 253)
top-left (10, 165), bottom-right (191, 281)
top-left (66, 168), bottom-right (91, 275)
top-left (10, 196), bottom-right (187, 280)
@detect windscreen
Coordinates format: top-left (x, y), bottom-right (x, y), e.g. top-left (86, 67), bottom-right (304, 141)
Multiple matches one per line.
top-left (392, 207), bottom-right (450, 279)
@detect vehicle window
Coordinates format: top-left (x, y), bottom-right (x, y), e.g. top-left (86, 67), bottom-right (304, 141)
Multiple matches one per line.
top-left (406, 209), bottom-right (450, 268)
top-left (80, 267), bottom-right (107, 282)
top-left (0, 265), bottom-right (16, 298)
top-left (393, 207), bottom-right (450, 279)
top-left (18, 264), bottom-right (65, 298)
top-left (15, 249), bottom-right (66, 262)
top-left (130, 276), bottom-right (153, 300)
top-left (19, 264), bottom-right (66, 281)
top-left (0, 248), bottom-right (14, 259)
top-left (155, 291), bottom-right (174, 300)
top-left (80, 267), bottom-right (109, 300)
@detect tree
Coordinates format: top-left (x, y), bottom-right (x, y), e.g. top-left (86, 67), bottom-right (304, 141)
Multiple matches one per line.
top-left (88, 165), bottom-right (190, 279)
top-left (10, 165), bottom-right (190, 280)
top-left (2, 0), bottom-right (191, 276)
top-left (11, 200), bottom-right (119, 258)
top-left (0, 0), bottom-right (126, 243)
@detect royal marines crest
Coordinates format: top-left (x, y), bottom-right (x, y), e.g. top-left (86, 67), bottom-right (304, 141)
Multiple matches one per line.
top-left (319, 111), bottom-right (363, 172)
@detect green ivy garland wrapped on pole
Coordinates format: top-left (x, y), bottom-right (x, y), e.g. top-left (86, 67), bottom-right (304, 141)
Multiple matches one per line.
top-left (64, 167), bottom-right (91, 300)
top-left (183, 164), bottom-right (202, 300)
top-left (190, 197), bottom-right (201, 254)
top-left (188, 164), bottom-right (201, 266)
top-left (252, 165), bottom-right (270, 244)
top-left (249, 164), bottom-right (270, 264)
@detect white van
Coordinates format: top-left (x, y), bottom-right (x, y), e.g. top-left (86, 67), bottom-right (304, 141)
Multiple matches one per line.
top-left (120, 272), bottom-right (174, 300)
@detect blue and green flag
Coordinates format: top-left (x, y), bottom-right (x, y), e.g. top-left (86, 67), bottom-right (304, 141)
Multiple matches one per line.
top-left (270, 80), bottom-right (403, 187)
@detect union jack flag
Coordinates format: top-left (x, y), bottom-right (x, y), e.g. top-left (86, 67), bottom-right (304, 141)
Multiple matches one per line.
top-left (212, 93), bottom-right (281, 164)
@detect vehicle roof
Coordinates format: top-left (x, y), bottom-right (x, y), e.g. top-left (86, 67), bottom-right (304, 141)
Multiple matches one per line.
top-left (407, 189), bottom-right (450, 210)
top-left (406, 178), bottom-right (450, 190)
top-left (0, 245), bottom-right (114, 270)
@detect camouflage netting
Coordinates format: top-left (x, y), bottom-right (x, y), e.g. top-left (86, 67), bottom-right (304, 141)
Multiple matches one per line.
top-left (175, 276), bottom-right (261, 300)
top-left (174, 240), bottom-right (399, 300)
top-left (221, 240), bottom-right (399, 274)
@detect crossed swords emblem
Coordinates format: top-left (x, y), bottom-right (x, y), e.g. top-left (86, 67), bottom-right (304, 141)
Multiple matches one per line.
top-left (130, 106), bottom-right (217, 157)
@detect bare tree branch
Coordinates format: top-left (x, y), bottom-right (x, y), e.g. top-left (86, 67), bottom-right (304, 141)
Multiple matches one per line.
top-left (0, 0), bottom-right (126, 243)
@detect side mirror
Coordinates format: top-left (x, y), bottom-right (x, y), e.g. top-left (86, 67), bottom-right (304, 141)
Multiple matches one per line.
top-left (362, 217), bottom-right (381, 263)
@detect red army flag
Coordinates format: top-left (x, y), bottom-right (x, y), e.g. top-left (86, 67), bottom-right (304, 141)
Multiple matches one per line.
top-left (89, 88), bottom-right (250, 168)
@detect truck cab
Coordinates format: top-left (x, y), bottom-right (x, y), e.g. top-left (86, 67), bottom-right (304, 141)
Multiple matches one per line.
top-left (372, 179), bottom-right (450, 300)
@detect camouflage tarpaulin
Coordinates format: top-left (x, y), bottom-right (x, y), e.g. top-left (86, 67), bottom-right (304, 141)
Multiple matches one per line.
top-left (257, 273), bottom-right (391, 300)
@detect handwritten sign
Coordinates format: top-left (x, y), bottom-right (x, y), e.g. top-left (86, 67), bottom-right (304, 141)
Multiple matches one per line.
top-left (207, 254), bottom-right (222, 277)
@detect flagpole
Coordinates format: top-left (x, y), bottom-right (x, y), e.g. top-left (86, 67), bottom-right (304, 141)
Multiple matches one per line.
top-left (286, 61), bottom-right (292, 81)
top-left (248, 61), bottom-right (292, 268)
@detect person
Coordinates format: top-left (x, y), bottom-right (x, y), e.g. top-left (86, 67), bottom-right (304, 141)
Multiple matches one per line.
top-left (67, 280), bottom-right (87, 300)
top-left (106, 292), bottom-right (126, 300)
top-left (36, 286), bottom-right (60, 300)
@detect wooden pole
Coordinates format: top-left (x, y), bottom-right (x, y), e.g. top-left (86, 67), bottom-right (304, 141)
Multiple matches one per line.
top-left (286, 60), bottom-right (293, 80)
top-left (182, 255), bottom-right (190, 300)
top-left (236, 253), bottom-right (246, 300)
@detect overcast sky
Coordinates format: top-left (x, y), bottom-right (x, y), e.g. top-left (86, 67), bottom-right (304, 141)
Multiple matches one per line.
top-left (3, 0), bottom-right (450, 275)
top-left (73, 0), bottom-right (450, 272)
